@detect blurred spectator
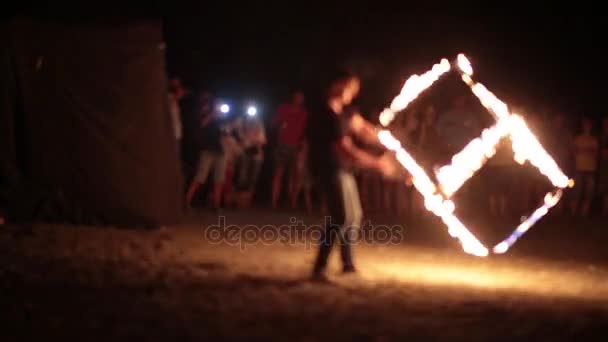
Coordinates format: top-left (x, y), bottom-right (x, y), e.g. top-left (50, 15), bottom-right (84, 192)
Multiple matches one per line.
top-left (436, 95), bottom-right (484, 156)
top-left (549, 114), bottom-right (574, 172)
top-left (418, 105), bottom-right (441, 165)
top-left (437, 96), bottom-right (485, 218)
top-left (181, 90), bottom-right (212, 185)
top-left (289, 140), bottom-right (314, 214)
top-left (219, 118), bottom-right (245, 207)
top-left (185, 94), bottom-right (229, 210)
top-left (598, 117), bottom-right (608, 216)
top-left (232, 113), bottom-right (267, 208)
top-left (571, 117), bottom-right (599, 217)
top-left (168, 78), bottom-right (186, 147)
top-left (546, 113), bottom-right (573, 216)
top-left (486, 140), bottom-right (515, 217)
top-left (271, 90), bottom-right (309, 209)
top-left (521, 110), bottom-right (549, 211)
top-left (416, 105), bottom-right (441, 216)
top-left (401, 111), bottom-right (419, 217)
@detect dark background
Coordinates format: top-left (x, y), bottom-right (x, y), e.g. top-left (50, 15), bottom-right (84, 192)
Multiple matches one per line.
top-left (6, 4), bottom-right (607, 121)
top-left (162, 8), bottom-right (608, 123)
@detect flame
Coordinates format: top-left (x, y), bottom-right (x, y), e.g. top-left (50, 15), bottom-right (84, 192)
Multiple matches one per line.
top-left (469, 84), bottom-right (510, 120)
top-left (493, 190), bottom-right (563, 254)
top-left (461, 70), bottom-right (571, 189)
top-left (379, 58), bottom-right (451, 127)
top-left (436, 119), bottom-right (511, 197)
top-left (462, 74), bottom-right (474, 86)
top-left (456, 54), bottom-right (473, 76)
top-left (378, 130), bottom-right (489, 257)
top-left (441, 55), bottom-right (571, 251)
top-left (436, 54), bottom-right (571, 197)
top-left (507, 115), bottom-right (571, 188)
top-left (376, 53), bottom-right (572, 256)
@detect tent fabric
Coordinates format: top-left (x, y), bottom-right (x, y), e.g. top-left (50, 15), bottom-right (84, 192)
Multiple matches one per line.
top-left (0, 18), bottom-right (183, 227)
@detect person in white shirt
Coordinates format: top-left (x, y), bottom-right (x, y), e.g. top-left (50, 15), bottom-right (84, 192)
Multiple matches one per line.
top-left (168, 78), bottom-right (185, 148)
top-left (232, 113), bottom-right (267, 208)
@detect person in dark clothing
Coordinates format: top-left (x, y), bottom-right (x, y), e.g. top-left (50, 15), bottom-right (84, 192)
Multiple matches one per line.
top-left (308, 71), bottom-right (399, 281)
top-left (180, 90), bottom-right (211, 185)
top-left (185, 92), bottom-right (229, 209)
top-left (271, 90), bottom-right (309, 209)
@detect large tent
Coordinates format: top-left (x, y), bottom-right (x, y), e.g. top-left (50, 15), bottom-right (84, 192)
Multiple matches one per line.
top-left (0, 17), bottom-right (183, 227)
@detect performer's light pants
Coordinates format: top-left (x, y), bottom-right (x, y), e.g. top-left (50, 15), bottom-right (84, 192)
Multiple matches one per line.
top-left (313, 170), bottom-right (363, 272)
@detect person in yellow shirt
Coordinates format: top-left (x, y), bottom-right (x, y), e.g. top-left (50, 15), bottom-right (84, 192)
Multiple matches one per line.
top-left (571, 117), bottom-right (599, 217)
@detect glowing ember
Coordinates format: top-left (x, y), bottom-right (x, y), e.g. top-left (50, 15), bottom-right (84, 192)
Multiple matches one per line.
top-left (375, 53), bottom-right (573, 256)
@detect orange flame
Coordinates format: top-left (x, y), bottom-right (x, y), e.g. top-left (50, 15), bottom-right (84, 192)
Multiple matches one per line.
top-left (376, 53), bottom-right (572, 256)
top-left (379, 58), bottom-right (451, 126)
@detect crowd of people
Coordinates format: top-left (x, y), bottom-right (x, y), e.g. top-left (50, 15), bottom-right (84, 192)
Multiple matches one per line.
top-left (167, 76), bottom-right (608, 220)
top-left (168, 80), bottom-right (268, 211)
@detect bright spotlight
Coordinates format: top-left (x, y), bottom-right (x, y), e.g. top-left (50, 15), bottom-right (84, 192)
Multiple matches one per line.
top-left (220, 104), bottom-right (230, 114)
top-left (247, 106), bottom-right (257, 116)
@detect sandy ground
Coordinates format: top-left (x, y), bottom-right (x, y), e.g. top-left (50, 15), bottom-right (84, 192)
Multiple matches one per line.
top-left (1, 209), bottom-right (608, 341)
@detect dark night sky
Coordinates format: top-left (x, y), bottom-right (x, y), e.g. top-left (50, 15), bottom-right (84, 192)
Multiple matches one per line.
top-left (162, 8), bottom-right (607, 119)
top-left (8, 4), bottom-right (608, 118)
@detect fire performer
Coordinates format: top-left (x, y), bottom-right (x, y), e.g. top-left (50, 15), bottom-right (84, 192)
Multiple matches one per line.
top-left (308, 70), bottom-right (401, 281)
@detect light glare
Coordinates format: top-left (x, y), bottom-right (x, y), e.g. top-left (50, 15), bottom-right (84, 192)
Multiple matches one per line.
top-left (220, 104), bottom-right (230, 114)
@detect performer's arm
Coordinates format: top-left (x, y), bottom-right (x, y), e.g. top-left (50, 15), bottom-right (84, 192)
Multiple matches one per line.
top-left (348, 114), bottom-right (385, 149)
top-left (337, 136), bottom-right (395, 177)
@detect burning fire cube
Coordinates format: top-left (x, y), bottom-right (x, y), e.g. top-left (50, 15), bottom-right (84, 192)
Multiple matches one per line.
top-left (377, 55), bottom-right (573, 256)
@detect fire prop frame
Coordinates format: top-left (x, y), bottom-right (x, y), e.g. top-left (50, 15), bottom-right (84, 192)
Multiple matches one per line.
top-left (377, 54), bottom-right (573, 257)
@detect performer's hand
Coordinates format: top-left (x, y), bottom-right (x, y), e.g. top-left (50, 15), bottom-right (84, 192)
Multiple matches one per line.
top-left (377, 153), bottom-right (397, 178)
top-left (405, 176), bottom-right (414, 187)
